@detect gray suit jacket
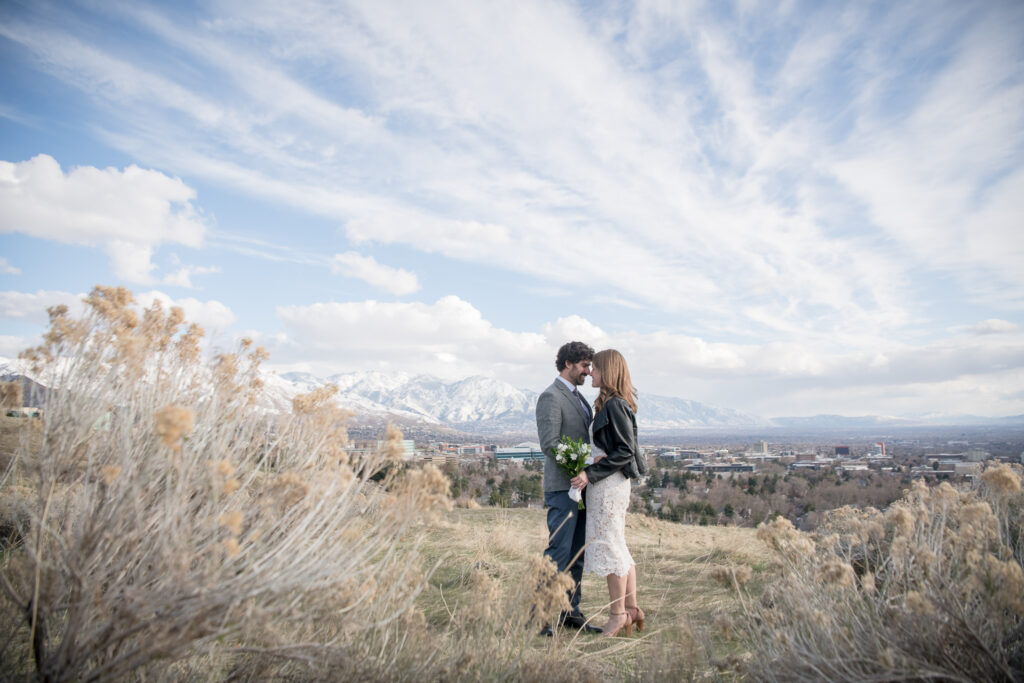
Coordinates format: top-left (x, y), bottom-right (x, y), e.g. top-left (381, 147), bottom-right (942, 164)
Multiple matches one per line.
top-left (536, 379), bottom-right (592, 492)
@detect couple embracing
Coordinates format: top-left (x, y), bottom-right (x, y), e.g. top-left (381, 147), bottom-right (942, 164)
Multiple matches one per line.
top-left (536, 341), bottom-right (647, 638)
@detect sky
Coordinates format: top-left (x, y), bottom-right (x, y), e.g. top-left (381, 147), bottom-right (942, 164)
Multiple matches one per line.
top-left (1, 0), bottom-right (1023, 420)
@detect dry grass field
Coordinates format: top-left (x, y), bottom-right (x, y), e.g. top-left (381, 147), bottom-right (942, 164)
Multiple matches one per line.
top-left (1, 412), bottom-right (771, 681)
top-left (0, 409), bottom-right (768, 681)
top-left (413, 506), bottom-right (771, 680)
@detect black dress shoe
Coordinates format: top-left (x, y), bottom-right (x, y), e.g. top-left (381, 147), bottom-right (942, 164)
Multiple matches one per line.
top-left (560, 611), bottom-right (582, 628)
top-left (561, 612), bottom-right (602, 633)
top-left (539, 624), bottom-right (554, 637)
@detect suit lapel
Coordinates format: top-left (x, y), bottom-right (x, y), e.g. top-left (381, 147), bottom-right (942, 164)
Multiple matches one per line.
top-left (556, 380), bottom-right (591, 424)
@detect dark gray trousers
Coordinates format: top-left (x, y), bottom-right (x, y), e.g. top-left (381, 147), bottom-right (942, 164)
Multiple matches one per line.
top-left (543, 489), bottom-right (587, 613)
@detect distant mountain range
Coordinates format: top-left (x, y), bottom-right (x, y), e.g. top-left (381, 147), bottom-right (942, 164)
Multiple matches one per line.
top-left (3, 357), bottom-right (1022, 435)
top-left (260, 371), bottom-right (770, 435)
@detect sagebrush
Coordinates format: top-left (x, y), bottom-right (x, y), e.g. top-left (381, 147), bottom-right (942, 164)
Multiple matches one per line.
top-left (0, 286), bottom-right (451, 681)
top-left (738, 464), bottom-right (1024, 682)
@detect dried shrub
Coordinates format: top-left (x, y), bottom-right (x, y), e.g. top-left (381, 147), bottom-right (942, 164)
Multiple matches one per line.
top-left (426, 554), bottom-right (605, 681)
top-left (711, 564), bottom-right (753, 591)
top-left (738, 468), bottom-right (1024, 682)
top-left (0, 286), bottom-right (451, 681)
top-left (0, 381), bottom-right (22, 409)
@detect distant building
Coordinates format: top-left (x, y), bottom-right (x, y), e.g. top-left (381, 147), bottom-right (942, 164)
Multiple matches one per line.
top-left (956, 462), bottom-right (983, 476)
top-left (742, 452), bottom-right (781, 463)
top-left (926, 453), bottom-right (966, 462)
top-left (495, 443), bottom-right (545, 461)
top-left (834, 445), bottom-right (851, 457)
top-left (348, 439), bottom-right (415, 460)
top-left (685, 462), bottom-right (754, 473)
top-left (433, 442), bottom-right (486, 456)
top-left (789, 456), bottom-right (836, 471)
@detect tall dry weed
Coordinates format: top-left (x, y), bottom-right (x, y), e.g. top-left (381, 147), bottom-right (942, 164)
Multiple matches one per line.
top-left (0, 381), bottom-right (22, 410)
top-left (0, 286), bottom-right (451, 681)
top-left (738, 467), bottom-right (1024, 682)
top-left (427, 553), bottom-right (606, 681)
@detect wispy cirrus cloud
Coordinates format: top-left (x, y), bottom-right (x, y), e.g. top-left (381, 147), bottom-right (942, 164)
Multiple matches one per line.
top-left (2, 0), bottom-right (1022, 416)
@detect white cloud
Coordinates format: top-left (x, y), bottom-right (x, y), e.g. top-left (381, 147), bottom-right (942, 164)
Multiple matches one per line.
top-left (0, 154), bottom-right (208, 282)
top-left (275, 296), bottom-right (547, 379)
top-left (136, 290), bottom-right (237, 334)
top-left (0, 257), bottom-right (20, 275)
top-left (0, 335), bottom-right (32, 359)
top-left (961, 319), bottom-right (1021, 335)
top-left (106, 240), bottom-right (157, 283)
top-left (0, 288), bottom-right (236, 341)
top-left (0, 289), bottom-right (86, 324)
top-left (331, 252), bottom-right (419, 295)
top-left (542, 316), bottom-right (608, 347)
top-left (270, 295), bottom-right (1024, 416)
top-left (3, 1), bottom-right (1022, 417)
top-left (162, 264), bottom-right (221, 289)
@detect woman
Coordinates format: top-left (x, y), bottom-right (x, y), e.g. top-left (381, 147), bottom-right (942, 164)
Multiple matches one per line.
top-left (569, 349), bottom-right (645, 638)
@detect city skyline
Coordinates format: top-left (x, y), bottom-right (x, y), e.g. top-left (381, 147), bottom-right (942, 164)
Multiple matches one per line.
top-left (1, 0), bottom-right (1022, 419)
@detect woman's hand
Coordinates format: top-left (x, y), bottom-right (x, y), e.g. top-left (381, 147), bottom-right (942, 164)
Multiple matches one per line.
top-left (570, 471), bottom-right (589, 490)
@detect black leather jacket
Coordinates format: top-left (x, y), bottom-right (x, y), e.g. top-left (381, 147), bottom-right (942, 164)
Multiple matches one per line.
top-left (585, 396), bottom-right (639, 484)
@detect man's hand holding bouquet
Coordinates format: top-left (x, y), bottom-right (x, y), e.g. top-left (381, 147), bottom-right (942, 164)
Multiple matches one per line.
top-left (554, 435), bottom-right (593, 509)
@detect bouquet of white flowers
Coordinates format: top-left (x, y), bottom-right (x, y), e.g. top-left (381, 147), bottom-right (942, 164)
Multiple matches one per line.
top-left (554, 435), bottom-right (593, 509)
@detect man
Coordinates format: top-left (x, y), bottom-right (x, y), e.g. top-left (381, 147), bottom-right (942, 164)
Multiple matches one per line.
top-left (535, 340), bottom-right (601, 635)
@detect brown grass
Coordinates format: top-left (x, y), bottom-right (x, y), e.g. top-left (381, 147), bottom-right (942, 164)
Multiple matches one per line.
top-left (414, 506), bottom-right (771, 680)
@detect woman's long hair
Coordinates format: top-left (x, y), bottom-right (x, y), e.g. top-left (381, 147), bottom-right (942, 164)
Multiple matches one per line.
top-left (593, 349), bottom-right (638, 414)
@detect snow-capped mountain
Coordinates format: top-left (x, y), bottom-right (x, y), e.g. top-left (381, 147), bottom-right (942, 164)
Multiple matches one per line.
top-left (9, 355), bottom-right (1018, 435)
top-left (640, 394), bottom-right (768, 429)
top-left (265, 370), bottom-right (536, 433)
top-left (261, 369), bottom-right (766, 435)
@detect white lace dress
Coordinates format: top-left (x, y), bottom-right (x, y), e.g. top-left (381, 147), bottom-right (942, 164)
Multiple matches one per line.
top-left (583, 429), bottom-right (635, 578)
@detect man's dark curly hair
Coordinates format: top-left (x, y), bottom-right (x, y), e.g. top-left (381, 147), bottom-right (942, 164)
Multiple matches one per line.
top-left (555, 341), bottom-right (595, 372)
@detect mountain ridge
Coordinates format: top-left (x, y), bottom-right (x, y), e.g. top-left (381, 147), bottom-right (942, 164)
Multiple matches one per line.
top-left (3, 357), bottom-right (1022, 435)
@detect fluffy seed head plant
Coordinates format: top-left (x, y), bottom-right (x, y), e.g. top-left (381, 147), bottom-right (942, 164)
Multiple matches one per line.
top-left (0, 286), bottom-right (452, 680)
top-left (738, 465), bottom-right (1024, 682)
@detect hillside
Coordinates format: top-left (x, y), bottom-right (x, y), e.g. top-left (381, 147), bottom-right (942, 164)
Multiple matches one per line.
top-left (1, 411), bottom-right (769, 679)
top-left (414, 506), bottom-right (770, 679)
